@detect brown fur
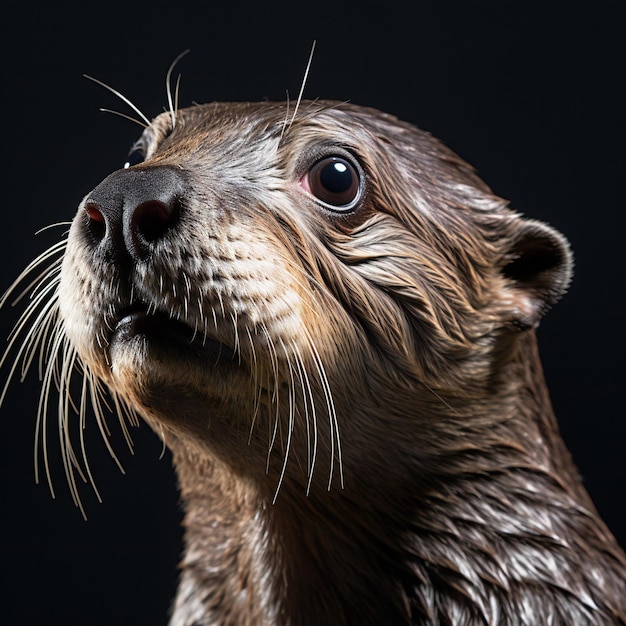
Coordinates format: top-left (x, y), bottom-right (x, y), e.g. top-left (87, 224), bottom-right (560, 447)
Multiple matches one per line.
top-left (4, 100), bottom-right (626, 624)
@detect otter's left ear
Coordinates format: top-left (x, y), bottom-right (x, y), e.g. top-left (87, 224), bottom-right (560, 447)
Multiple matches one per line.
top-left (500, 219), bottom-right (573, 331)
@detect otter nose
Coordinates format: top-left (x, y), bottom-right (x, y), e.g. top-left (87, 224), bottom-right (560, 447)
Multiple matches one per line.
top-left (82, 165), bottom-right (185, 261)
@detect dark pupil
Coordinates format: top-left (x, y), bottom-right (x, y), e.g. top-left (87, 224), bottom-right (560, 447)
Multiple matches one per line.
top-left (320, 160), bottom-right (353, 193)
top-left (307, 155), bottom-right (360, 210)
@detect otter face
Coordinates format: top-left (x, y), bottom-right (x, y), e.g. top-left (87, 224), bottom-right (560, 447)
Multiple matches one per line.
top-left (14, 100), bottom-right (574, 496)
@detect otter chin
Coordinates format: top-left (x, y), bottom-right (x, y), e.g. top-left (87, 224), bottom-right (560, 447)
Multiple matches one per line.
top-left (4, 97), bottom-right (626, 625)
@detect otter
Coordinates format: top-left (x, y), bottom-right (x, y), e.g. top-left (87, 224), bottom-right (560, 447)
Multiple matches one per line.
top-left (2, 95), bottom-right (625, 625)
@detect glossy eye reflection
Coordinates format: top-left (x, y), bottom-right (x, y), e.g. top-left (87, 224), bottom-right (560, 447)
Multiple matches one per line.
top-left (305, 156), bottom-right (361, 211)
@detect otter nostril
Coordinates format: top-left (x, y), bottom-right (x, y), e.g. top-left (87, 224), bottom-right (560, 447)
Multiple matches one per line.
top-left (79, 166), bottom-right (186, 261)
top-left (84, 202), bottom-right (106, 241)
top-left (130, 199), bottom-right (179, 244)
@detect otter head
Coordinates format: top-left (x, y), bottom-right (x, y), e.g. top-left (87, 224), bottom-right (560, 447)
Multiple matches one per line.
top-left (55, 100), bottom-right (572, 499)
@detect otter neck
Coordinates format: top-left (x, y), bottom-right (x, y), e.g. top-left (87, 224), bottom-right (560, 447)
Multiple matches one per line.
top-left (166, 332), bottom-right (625, 626)
top-left (167, 446), bottom-right (421, 626)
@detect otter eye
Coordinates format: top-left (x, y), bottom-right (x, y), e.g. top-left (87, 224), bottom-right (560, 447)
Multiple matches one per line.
top-left (124, 142), bottom-right (146, 169)
top-left (305, 156), bottom-right (361, 211)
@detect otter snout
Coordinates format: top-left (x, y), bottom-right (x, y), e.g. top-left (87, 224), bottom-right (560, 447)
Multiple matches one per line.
top-left (82, 165), bottom-right (185, 261)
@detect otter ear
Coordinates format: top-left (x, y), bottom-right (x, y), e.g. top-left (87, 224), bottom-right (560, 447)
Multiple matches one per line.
top-left (501, 219), bottom-right (573, 331)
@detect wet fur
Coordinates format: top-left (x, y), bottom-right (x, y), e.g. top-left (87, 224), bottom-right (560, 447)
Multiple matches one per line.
top-left (2, 96), bottom-right (626, 625)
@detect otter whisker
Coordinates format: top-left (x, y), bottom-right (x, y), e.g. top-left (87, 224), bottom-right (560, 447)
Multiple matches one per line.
top-left (290, 340), bottom-right (318, 495)
top-left (57, 355), bottom-right (102, 511)
top-left (302, 326), bottom-right (343, 490)
top-left (98, 108), bottom-right (148, 129)
top-left (104, 305), bottom-right (116, 331)
top-left (190, 314), bottom-right (199, 345)
top-left (0, 234), bottom-right (139, 515)
top-left (114, 389), bottom-right (140, 429)
top-left (8, 265), bottom-right (61, 344)
top-left (83, 74), bottom-right (151, 127)
top-left (157, 423), bottom-right (167, 460)
top-left (3, 281), bottom-right (57, 382)
top-left (1, 240), bottom-right (65, 309)
top-left (110, 388), bottom-right (137, 449)
top-left (78, 371), bottom-right (101, 504)
top-left (57, 339), bottom-right (90, 516)
top-left (230, 312), bottom-right (242, 366)
top-left (61, 349), bottom-right (95, 502)
top-left (34, 221), bottom-right (72, 235)
top-left (182, 272), bottom-right (190, 321)
top-left (259, 322), bottom-right (281, 472)
top-left (260, 323), bottom-right (280, 405)
top-left (165, 49), bottom-right (190, 128)
top-left (216, 290), bottom-right (225, 319)
top-left (288, 40), bottom-right (316, 130)
top-left (205, 306), bottom-right (218, 348)
top-left (102, 342), bottom-right (112, 368)
top-left (35, 302), bottom-right (63, 382)
top-left (38, 331), bottom-right (79, 499)
top-left (246, 325), bottom-right (263, 446)
top-left (272, 343), bottom-right (297, 503)
top-left (1, 289), bottom-right (59, 406)
top-left (33, 317), bottom-right (66, 499)
top-left (182, 270), bottom-right (192, 298)
top-left (173, 74), bottom-right (182, 118)
top-left (89, 368), bottom-right (127, 476)
top-left (46, 321), bottom-right (76, 417)
top-left (195, 295), bottom-right (205, 345)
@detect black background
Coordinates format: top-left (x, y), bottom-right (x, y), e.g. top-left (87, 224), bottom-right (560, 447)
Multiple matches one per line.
top-left (1, 3), bottom-right (624, 624)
